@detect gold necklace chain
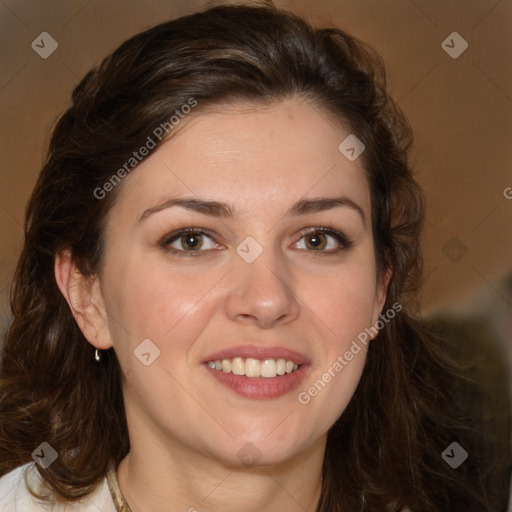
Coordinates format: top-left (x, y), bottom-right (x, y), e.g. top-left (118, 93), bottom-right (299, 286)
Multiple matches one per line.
top-left (106, 461), bottom-right (133, 512)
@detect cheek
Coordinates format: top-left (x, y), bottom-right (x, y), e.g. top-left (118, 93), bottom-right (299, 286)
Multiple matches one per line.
top-left (301, 258), bottom-right (378, 343)
top-left (296, 271), bottom-right (374, 432)
top-left (102, 254), bottom-right (225, 357)
top-left (296, 251), bottom-right (377, 412)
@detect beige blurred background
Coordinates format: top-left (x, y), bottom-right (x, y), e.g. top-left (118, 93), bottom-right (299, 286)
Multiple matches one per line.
top-left (0, 0), bottom-right (511, 330)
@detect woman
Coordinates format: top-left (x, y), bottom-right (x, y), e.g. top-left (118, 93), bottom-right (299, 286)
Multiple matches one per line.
top-left (0, 3), bottom-right (500, 511)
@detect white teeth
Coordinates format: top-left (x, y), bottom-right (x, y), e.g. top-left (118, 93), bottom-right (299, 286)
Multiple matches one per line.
top-left (260, 359), bottom-right (276, 378)
top-left (232, 357), bottom-right (245, 376)
top-left (244, 358), bottom-right (261, 377)
top-left (206, 357), bottom-right (301, 378)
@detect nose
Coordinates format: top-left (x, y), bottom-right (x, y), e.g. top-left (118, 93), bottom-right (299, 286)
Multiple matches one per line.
top-left (223, 246), bottom-right (300, 329)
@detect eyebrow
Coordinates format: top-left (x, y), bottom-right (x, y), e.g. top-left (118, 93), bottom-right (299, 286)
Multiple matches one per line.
top-left (139, 195), bottom-right (366, 225)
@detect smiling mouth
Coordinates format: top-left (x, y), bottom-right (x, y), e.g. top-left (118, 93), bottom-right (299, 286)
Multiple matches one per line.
top-left (206, 357), bottom-right (300, 378)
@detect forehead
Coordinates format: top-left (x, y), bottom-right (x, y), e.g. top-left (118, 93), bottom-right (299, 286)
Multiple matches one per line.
top-left (109, 98), bottom-right (371, 221)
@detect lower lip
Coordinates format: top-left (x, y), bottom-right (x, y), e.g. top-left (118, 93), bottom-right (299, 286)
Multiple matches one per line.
top-left (205, 364), bottom-right (309, 399)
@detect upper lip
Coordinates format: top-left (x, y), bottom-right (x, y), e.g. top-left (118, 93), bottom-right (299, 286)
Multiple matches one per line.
top-left (203, 344), bottom-right (310, 365)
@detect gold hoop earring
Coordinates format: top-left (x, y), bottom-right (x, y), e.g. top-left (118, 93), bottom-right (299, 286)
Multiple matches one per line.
top-left (94, 349), bottom-right (101, 362)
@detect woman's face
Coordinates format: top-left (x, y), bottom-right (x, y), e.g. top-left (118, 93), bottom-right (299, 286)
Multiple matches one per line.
top-left (96, 98), bottom-right (388, 467)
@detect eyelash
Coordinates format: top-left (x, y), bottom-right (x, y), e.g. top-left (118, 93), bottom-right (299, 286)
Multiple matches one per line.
top-left (160, 227), bottom-right (352, 257)
top-left (295, 227), bottom-right (352, 255)
top-left (160, 228), bottom-right (221, 258)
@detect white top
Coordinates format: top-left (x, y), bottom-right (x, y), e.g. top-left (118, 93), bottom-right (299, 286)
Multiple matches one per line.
top-left (0, 463), bottom-right (118, 512)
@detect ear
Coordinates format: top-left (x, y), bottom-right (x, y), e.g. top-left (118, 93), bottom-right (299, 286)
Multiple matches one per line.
top-left (370, 265), bottom-right (393, 331)
top-left (54, 250), bottom-right (113, 350)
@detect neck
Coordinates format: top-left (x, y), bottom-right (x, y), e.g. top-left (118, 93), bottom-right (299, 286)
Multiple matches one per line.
top-left (117, 434), bottom-right (325, 512)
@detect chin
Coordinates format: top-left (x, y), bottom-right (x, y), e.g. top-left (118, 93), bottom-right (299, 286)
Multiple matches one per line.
top-left (202, 432), bottom-right (316, 470)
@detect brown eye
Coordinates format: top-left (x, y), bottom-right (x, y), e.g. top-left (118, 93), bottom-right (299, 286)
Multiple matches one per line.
top-left (293, 228), bottom-right (352, 253)
top-left (181, 233), bottom-right (203, 250)
top-left (305, 232), bottom-right (327, 250)
top-left (163, 229), bottom-right (219, 255)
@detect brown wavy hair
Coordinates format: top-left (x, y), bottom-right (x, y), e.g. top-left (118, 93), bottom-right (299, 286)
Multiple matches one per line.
top-left (0, 2), bottom-right (499, 510)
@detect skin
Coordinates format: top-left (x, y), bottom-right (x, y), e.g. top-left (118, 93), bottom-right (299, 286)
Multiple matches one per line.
top-left (55, 97), bottom-right (389, 512)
